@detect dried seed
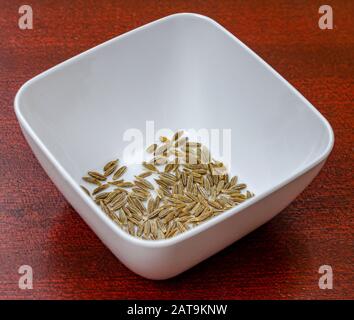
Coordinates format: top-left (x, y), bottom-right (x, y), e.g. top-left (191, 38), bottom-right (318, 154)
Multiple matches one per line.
top-left (190, 202), bottom-right (204, 216)
top-left (159, 172), bottom-right (177, 182)
top-left (151, 156), bottom-right (168, 165)
top-left (157, 229), bottom-right (165, 240)
top-left (104, 190), bottom-right (121, 204)
top-left (164, 163), bottom-right (176, 173)
top-left (155, 144), bottom-right (170, 156)
top-left (234, 183), bottom-right (247, 190)
top-left (156, 177), bottom-right (174, 188)
top-left (132, 186), bottom-right (150, 196)
top-left (177, 215), bottom-right (191, 223)
top-left (142, 161), bottom-right (158, 172)
top-left (208, 200), bottom-right (224, 210)
top-left (229, 176), bottom-right (238, 187)
top-left (128, 216), bottom-right (141, 226)
top-left (109, 192), bottom-right (125, 205)
top-left (180, 171), bottom-right (187, 186)
top-left (127, 221), bottom-right (136, 236)
top-left (131, 191), bottom-right (150, 201)
top-left (148, 208), bottom-right (160, 219)
top-left (143, 220), bottom-right (151, 237)
top-left (147, 198), bottom-right (155, 213)
top-left (176, 181), bottom-right (184, 194)
top-left (203, 175), bottom-right (211, 191)
top-left (92, 184), bottom-right (109, 195)
top-left (176, 221), bottom-right (186, 233)
top-left (166, 226), bottom-right (178, 238)
top-left (246, 190), bottom-right (254, 198)
top-left (80, 185), bottom-right (91, 196)
top-left (163, 211), bottom-right (175, 224)
top-left (196, 184), bottom-right (209, 199)
top-left (95, 192), bottom-right (110, 200)
top-left (113, 187), bottom-right (129, 194)
top-left (150, 220), bottom-right (158, 239)
top-left (230, 196), bottom-right (246, 203)
top-left (87, 171), bottom-right (106, 181)
top-left (137, 171), bottom-right (152, 178)
top-left (198, 209), bottom-right (213, 221)
top-left (117, 209), bottom-right (127, 225)
top-left (82, 176), bottom-right (101, 185)
top-left (216, 180), bottom-right (225, 194)
top-left (156, 188), bottom-right (165, 199)
top-left (136, 223), bottom-right (144, 237)
top-left (154, 195), bottom-right (161, 208)
top-left (99, 200), bottom-right (111, 216)
top-left (103, 159), bottom-right (118, 171)
top-left (214, 161), bottom-right (224, 168)
top-left (172, 130), bottom-right (184, 142)
top-left (158, 207), bottom-right (173, 219)
top-left (146, 143), bottom-right (157, 153)
top-left (104, 163), bottom-right (118, 177)
top-left (107, 179), bottom-right (123, 185)
top-left (131, 197), bottom-right (146, 214)
top-left (116, 181), bottom-right (134, 188)
top-left (156, 220), bottom-right (166, 233)
top-left (111, 181), bottom-right (134, 188)
top-left (113, 166), bottom-right (127, 180)
top-left (186, 175), bottom-right (194, 192)
top-left (111, 197), bottom-right (127, 211)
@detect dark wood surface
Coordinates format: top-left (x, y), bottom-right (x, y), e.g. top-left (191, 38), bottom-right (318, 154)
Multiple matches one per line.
top-left (0, 0), bottom-right (353, 299)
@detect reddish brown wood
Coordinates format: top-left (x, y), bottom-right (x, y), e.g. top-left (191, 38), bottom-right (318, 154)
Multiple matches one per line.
top-left (0, 0), bottom-right (353, 300)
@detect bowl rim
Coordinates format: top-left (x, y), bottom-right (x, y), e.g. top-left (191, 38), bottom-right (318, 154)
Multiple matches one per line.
top-left (14, 12), bottom-right (335, 249)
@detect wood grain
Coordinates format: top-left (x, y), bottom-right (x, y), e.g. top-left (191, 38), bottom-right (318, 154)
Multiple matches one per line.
top-left (0, 0), bottom-right (353, 299)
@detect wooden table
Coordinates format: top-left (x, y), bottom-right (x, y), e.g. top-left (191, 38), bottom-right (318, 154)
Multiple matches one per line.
top-left (0, 0), bottom-right (353, 299)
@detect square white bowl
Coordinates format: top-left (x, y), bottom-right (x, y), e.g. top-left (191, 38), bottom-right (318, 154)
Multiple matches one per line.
top-left (14, 13), bottom-right (334, 279)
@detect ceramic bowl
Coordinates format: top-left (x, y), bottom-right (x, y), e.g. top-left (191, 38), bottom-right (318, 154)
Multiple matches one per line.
top-left (14, 13), bottom-right (334, 279)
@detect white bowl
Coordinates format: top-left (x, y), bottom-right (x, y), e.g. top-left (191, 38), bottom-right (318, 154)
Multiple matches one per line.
top-left (14, 13), bottom-right (334, 279)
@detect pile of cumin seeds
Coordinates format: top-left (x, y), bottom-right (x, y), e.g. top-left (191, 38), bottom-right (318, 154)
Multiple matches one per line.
top-left (81, 131), bottom-right (254, 240)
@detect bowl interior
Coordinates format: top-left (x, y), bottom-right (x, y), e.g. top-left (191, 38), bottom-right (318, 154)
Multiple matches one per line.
top-left (16, 14), bottom-right (332, 195)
